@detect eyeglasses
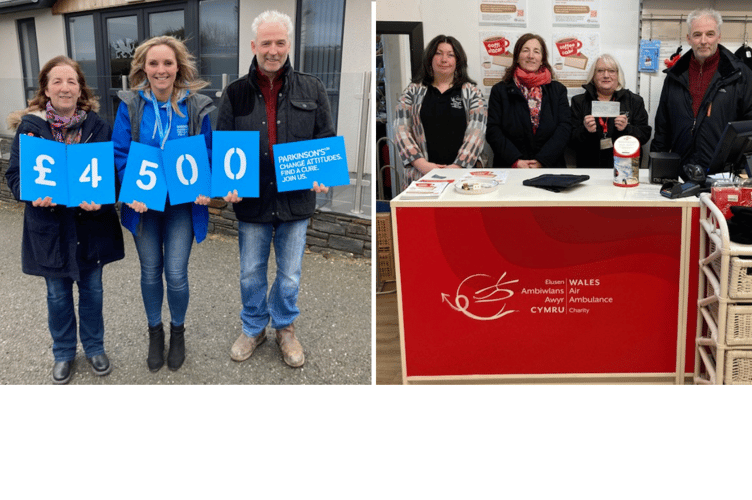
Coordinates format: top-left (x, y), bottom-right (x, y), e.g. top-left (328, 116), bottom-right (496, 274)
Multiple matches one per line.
top-left (595, 68), bottom-right (617, 75)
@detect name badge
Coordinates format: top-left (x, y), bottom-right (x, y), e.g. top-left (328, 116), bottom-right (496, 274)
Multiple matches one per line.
top-left (600, 138), bottom-right (613, 150)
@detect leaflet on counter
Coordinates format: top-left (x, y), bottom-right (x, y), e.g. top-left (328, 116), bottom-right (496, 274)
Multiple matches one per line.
top-left (401, 180), bottom-right (452, 199)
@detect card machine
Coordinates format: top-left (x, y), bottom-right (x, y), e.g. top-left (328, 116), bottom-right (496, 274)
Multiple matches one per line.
top-left (660, 181), bottom-right (703, 199)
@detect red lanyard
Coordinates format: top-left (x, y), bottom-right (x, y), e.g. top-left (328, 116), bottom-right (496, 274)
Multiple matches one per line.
top-left (598, 117), bottom-right (608, 136)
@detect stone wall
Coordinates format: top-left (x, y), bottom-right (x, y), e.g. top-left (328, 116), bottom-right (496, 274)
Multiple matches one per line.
top-left (0, 156), bottom-right (371, 259)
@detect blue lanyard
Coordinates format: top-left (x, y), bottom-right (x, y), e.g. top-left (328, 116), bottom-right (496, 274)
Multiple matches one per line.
top-left (149, 91), bottom-right (172, 150)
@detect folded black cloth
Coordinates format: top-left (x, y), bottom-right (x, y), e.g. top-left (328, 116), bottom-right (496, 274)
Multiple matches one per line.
top-left (728, 206), bottom-right (752, 244)
top-left (522, 174), bottom-right (590, 192)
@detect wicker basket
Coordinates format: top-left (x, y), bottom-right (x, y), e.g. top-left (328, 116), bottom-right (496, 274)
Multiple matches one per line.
top-left (724, 350), bottom-right (752, 384)
top-left (725, 305), bottom-right (752, 346)
top-left (708, 239), bottom-right (722, 277)
top-left (376, 212), bottom-right (395, 282)
top-left (728, 257), bottom-right (752, 299)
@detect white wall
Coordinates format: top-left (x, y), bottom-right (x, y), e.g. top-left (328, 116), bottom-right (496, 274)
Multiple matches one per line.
top-left (0, 10), bottom-right (66, 137)
top-left (338, 0), bottom-right (372, 175)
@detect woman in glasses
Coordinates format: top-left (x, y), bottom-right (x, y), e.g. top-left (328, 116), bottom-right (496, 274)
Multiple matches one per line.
top-left (570, 54), bottom-right (651, 168)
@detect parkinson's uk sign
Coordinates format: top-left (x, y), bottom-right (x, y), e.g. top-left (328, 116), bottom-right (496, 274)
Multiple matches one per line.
top-left (273, 136), bottom-right (349, 192)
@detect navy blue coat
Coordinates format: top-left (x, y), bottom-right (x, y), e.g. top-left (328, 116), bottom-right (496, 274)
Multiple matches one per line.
top-left (651, 45), bottom-right (752, 168)
top-left (5, 111), bottom-right (125, 280)
top-left (486, 79), bottom-right (572, 167)
top-left (216, 57), bottom-right (335, 223)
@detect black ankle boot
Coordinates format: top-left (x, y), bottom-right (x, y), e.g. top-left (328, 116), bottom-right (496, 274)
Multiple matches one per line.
top-left (167, 323), bottom-right (185, 371)
top-left (147, 323), bottom-right (165, 372)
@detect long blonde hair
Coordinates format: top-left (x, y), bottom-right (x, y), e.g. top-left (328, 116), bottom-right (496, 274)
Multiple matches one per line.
top-left (7, 56), bottom-right (99, 130)
top-left (128, 36), bottom-right (208, 115)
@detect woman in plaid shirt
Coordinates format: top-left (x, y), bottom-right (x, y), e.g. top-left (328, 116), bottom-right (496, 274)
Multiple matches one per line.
top-left (394, 35), bottom-right (487, 191)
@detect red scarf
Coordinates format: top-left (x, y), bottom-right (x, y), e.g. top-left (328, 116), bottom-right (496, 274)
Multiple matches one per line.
top-left (46, 101), bottom-right (86, 145)
top-left (513, 67), bottom-right (551, 134)
top-left (514, 66), bottom-right (552, 88)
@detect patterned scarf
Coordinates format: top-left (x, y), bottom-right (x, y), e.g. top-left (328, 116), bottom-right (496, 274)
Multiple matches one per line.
top-left (514, 66), bottom-right (552, 134)
top-left (46, 101), bottom-right (86, 144)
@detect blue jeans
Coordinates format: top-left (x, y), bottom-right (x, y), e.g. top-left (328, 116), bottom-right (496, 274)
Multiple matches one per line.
top-left (45, 266), bottom-right (105, 362)
top-left (133, 203), bottom-right (194, 328)
top-left (238, 218), bottom-right (308, 336)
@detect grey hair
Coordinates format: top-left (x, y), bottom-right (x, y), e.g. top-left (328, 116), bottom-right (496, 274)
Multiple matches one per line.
top-left (251, 10), bottom-right (293, 41)
top-left (586, 54), bottom-right (625, 91)
top-left (687, 8), bottom-right (722, 34)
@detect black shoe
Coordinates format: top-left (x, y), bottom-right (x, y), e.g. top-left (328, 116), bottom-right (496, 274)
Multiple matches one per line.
top-left (147, 323), bottom-right (165, 372)
top-left (167, 323), bottom-right (185, 371)
top-left (88, 353), bottom-right (112, 376)
top-left (52, 360), bottom-right (73, 385)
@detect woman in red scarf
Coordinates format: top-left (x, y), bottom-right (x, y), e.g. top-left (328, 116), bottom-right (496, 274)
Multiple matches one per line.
top-left (486, 33), bottom-right (571, 168)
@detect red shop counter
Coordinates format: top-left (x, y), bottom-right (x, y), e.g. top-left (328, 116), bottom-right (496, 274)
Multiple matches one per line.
top-left (391, 169), bottom-right (700, 384)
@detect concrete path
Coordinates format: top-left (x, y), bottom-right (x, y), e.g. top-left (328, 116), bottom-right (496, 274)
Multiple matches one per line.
top-left (0, 200), bottom-right (371, 385)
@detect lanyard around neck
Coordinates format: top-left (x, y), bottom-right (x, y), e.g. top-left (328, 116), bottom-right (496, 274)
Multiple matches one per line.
top-left (598, 116), bottom-right (609, 137)
top-left (149, 91), bottom-right (172, 149)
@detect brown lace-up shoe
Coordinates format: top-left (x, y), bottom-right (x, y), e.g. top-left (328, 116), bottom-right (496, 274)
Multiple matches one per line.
top-left (275, 323), bottom-right (305, 367)
top-left (230, 330), bottom-right (267, 362)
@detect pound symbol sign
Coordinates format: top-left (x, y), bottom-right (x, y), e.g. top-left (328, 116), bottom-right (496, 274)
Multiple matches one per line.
top-left (34, 155), bottom-right (56, 186)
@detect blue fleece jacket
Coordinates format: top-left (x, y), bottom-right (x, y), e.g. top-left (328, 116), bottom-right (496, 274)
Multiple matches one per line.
top-left (112, 90), bottom-right (214, 242)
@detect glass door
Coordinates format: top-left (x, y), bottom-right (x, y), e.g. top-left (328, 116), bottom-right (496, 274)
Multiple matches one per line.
top-left (100, 4), bottom-right (186, 123)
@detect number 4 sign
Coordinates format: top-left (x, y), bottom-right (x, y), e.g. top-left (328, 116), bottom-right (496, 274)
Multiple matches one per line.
top-left (67, 142), bottom-right (115, 205)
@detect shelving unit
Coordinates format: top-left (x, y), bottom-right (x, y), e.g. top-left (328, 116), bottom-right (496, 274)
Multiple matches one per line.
top-left (695, 193), bottom-right (752, 384)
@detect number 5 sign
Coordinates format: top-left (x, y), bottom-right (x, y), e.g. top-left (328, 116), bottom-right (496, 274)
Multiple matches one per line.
top-left (211, 131), bottom-right (260, 198)
top-left (118, 141), bottom-right (168, 211)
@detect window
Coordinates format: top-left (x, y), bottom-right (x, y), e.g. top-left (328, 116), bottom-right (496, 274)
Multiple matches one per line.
top-left (68, 15), bottom-right (98, 94)
top-left (17, 18), bottom-right (39, 102)
top-left (295, 0), bottom-right (345, 128)
top-left (199, 0), bottom-right (239, 93)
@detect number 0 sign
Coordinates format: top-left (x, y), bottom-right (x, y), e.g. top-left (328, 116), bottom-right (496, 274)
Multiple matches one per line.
top-left (211, 131), bottom-right (260, 198)
top-left (162, 135), bottom-right (211, 205)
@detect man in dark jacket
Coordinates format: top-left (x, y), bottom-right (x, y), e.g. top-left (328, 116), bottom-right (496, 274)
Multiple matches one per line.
top-left (651, 8), bottom-right (752, 172)
top-left (216, 9), bottom-right (334, 368)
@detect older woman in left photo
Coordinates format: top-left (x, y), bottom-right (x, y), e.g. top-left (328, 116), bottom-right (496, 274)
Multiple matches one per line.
top-left (4, 56), bottom-right (125, 384)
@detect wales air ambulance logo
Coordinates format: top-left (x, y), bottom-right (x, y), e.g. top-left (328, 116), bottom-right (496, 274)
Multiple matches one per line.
top-left (441, 272), bottom-right (519, 321)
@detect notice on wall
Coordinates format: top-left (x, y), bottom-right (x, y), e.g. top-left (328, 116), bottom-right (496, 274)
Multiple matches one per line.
top-left (479, 30), bottom-right (524, 94)
top-left (552, 0), bottom-right (599, 27)
top-left (551, 31), bottom-right (599, 88)
top-left (478, 0), bottom-right (526, 26)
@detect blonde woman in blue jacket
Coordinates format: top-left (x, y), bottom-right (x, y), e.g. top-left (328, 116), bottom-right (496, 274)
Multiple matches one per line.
top-left (112, 36), bottom-right (214, 373)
